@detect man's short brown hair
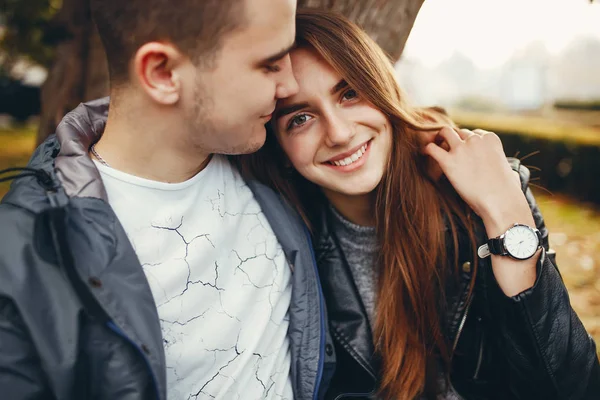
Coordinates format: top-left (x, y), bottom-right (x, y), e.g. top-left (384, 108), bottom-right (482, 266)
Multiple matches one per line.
top-left (90, 0), bottom-right (244, 84)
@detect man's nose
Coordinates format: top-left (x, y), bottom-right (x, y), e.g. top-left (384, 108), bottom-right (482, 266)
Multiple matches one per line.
top-left (275, 55), bottom-right (299, 99)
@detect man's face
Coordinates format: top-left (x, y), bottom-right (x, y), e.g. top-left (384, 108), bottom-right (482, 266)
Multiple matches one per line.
top-left (182, 0), bottom-right (299, 155)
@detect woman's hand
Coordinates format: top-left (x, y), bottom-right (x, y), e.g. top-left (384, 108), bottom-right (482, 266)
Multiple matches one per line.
top-left (423, 127), bottom-right (534, 235)
top-left (424, 127), bottom-right (539, 297)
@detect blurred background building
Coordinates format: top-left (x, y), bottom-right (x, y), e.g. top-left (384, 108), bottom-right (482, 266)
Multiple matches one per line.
top-left (396, 0), bottom-right (600, 112)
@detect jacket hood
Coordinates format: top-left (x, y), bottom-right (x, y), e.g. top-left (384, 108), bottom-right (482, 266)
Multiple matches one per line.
top-left (2, 97), bottom-right (111, 213)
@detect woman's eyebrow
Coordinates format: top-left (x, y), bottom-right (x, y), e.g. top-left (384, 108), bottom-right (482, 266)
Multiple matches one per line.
top-left (274, 80), bottom-right (349, 120)
top-left (330, 79), bottom-right (348, 95)
top-left (274, 102), bottom-right (309, 120)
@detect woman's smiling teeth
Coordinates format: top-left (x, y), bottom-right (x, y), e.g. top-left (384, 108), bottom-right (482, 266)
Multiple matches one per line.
top-left (328, 143), bottom-right (368, 166)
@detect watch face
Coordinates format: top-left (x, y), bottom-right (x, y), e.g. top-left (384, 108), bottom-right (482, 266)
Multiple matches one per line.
top-left (504, 224), bottom-right (539, 260)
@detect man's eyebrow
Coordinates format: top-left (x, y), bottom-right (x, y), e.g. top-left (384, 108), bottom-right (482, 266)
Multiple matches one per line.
top-left (330, 79), bottom-right (349, 95)
top-left (260, 42), bottom-right (296, 65)
top-left (274, 102), bottom-right (309, 120)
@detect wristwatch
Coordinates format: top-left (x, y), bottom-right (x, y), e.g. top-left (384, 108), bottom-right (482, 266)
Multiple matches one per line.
top-left (477, 223), bottom-right (542, 260)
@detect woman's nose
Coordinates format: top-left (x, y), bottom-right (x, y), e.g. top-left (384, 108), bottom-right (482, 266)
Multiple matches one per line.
top-left (324, 111), bottom-right (355, 147)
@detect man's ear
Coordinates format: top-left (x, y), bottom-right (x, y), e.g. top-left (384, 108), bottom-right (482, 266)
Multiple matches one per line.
top-left (133, 42), bottom-right (185, 105)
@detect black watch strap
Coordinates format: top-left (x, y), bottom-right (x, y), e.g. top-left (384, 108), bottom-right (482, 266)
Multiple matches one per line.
top-left (486, 237), bottom-right (506, 255)
top-left (478, 226), bottom-right (543, 259)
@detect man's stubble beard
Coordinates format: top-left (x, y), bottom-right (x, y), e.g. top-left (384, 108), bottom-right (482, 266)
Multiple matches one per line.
top-left (185, 77), bottom-right (216, 155)
top-left (188, 75), bottom-right (265, 156)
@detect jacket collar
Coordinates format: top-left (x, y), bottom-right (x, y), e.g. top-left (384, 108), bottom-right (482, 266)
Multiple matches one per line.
top-left (313, 204), bottom-right (379, 380)
top-left (1, 97), bottom-right (110, 212)
top-left (54, 97), bottom-right (109, 201)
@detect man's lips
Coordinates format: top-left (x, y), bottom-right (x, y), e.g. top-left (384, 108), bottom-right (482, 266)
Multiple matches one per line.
top-left (325, 140), bottom-right (371, 163)
top-left (261, 108), bottom-right (276, 119)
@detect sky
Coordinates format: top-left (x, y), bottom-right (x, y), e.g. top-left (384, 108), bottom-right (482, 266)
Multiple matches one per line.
top-left (403, 0), bottom-right (600, 68)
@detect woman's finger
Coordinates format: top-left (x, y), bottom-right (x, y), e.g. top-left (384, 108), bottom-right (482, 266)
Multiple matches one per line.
top-left (417, 130), bottom-right (438, 150)
top-left (423, 142), bottom-right (449, 167)
top-left (436, 126), bottom-right (463, 149)
top-left (473, 129), bottom-right (492, 136)
top-left (419, 129), bottom-right (450, 154)
top-left (457, 128), bottom-right (476, 140)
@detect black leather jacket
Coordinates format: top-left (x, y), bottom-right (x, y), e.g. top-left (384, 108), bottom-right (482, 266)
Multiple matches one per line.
top-left (314, 159), bottom-right (600, 400)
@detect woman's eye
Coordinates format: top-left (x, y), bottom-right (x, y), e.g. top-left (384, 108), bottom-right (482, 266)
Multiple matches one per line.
top-left (342, 89), bottom-right (358, 101)
top-left (288, 114), bottom-right (312, 129)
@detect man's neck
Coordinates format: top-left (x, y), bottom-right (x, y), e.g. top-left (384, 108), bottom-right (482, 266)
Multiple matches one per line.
top-left (92, 113), bottom-right (212, 183)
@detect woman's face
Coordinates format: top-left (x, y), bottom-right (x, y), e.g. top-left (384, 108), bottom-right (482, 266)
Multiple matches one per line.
top-left (272, 47), bottom-right (393, 200)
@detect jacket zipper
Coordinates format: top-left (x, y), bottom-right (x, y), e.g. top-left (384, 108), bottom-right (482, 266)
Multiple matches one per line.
top-left (304, 225), bottom-right (326, 400)
top-left (451, 292), bottom-right (474, 356)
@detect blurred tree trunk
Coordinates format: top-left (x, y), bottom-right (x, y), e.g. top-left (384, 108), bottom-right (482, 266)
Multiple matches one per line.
top-left (37, 0), bottom-right (108, 145)
top-left (297, 0), bottom-right (425, 61)
top-left (36, 0), bottom-right (422, 144)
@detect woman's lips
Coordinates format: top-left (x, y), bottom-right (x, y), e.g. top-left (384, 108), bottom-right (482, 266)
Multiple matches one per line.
top-left (326, 140), bottom-right (370, 163)
top-left (324, 139), bottom-right (372, 172)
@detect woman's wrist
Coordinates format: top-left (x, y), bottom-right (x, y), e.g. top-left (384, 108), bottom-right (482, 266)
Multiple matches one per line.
top-left (480, 200), bottom-right (535, 239)
top-left (480, 197), bottom-right (539, 297)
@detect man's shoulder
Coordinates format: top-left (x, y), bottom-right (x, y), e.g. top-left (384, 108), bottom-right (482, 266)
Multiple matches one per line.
top-left (0, 203), bottom-right (40, 290)
top-left (0, 202), bottom-right (39, 254)
top-left (0, 201), bottom-right (35, 229)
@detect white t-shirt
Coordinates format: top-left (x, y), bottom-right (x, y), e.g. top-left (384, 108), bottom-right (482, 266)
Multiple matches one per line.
top-left (94, 155), bottom-right (293, 400)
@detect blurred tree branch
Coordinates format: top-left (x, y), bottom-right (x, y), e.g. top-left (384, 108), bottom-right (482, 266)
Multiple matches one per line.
top-left (298, 0), bottom-right (425, 61)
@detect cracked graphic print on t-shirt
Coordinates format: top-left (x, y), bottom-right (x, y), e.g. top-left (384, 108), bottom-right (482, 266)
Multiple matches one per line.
top-left (94, 156), bottom-right (293, 400)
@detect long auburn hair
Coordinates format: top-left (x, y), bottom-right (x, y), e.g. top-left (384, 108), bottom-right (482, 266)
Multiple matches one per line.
top-left (237, 9), bottom-right (478, 400)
